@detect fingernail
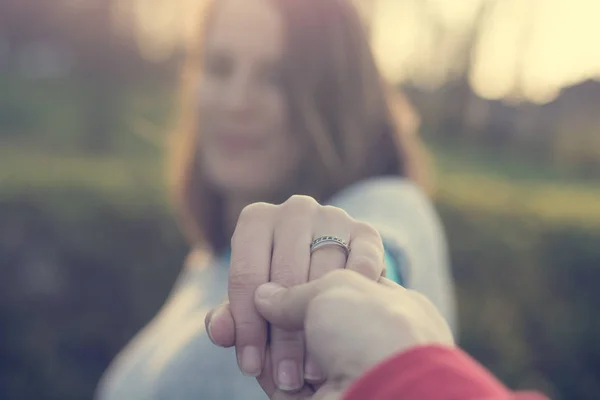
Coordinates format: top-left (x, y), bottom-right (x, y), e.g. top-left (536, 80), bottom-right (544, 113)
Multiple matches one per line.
top-left (206, 321), bottom-right (216, 345)
top-left (277, 359), bottom-right (303, 391)
top-left (240, 346), bottom-right (262, 377)
top-left (255, 282), bottom-right (284, 300)
top-left (205, 309), bottom-right (216, 345)
top-left (304, 359), bottom-right (324, 382)
top-left (206, 306), bottom-right (227, 345)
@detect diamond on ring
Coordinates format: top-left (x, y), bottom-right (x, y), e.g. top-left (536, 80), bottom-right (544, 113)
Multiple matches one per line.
top-left (310, 236), bottom-right (350, 256)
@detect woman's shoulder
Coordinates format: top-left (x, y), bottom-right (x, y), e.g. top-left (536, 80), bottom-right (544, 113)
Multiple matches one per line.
top-left (328, 176), bottom-right (432, 215)
top-left (327, 176), bottom-right (445, 251)
top-left (183, 247), bottom-right (214, 271)
top-left (169, 248), bottom-right (229, 296)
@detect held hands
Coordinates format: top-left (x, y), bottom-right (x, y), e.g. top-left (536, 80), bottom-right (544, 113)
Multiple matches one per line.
top-left (257, 270), bottom-right (455, 399)
top-left (211, 195), bottom-right (387, 395)
top-left (209, 270), bottom-right (455, 400)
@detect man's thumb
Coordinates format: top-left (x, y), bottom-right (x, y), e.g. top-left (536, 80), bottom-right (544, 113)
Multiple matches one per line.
top-left (254, 282), bottom-right (316, 331)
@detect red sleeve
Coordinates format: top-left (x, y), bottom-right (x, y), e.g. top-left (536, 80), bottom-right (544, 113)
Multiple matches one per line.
top-left (342, 345), bottom-right (548, 400)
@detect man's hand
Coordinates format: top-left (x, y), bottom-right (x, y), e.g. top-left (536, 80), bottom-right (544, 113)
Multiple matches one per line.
top-left (208, 269), bottom-right (454, 399)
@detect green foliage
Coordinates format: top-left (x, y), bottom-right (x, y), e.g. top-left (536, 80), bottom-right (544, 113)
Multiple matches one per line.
top-left (430, 140), bottom-right (600, 228)
top-left (441, 204), bottom-right (600, 399)
top-left (0, 76), bottom-right (175, 154)
top-left (0, 76), bottom-right (87, 145)
top-left (0, 186), bottom-right (187, 400)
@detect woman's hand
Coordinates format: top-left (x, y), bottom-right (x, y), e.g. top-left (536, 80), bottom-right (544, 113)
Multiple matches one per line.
top-left (221, 195), bottom-right (386, 392)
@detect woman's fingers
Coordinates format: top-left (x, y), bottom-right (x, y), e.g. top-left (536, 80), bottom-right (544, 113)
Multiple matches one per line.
top-left (345, 222), bottom-right (386, 280)
top-left (305, 206), bottom-right (352, 383)
top-left (226, 196), bottom-right (387, 389)
top-left (205, 303), bottom-right (235, 348)
top-left (304, 217), bottom-right (384, 384)
top-left (269, 196), bottom-right (315, 391)
top-left (256, 346), bottom-right (278, 397)
top-left (229, 202), bottom-right (275, 377)
top-left (257, 345), bottom-right (315, 400)
top-left (307, 206), bottom-right (351, 282)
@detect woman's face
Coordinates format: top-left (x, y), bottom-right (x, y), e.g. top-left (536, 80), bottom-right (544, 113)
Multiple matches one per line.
top-left (198, 0), bottom-right (302, 200)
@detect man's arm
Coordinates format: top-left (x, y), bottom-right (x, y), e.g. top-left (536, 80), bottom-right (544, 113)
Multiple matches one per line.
top-left (343, 345), bottom-right (548, 400)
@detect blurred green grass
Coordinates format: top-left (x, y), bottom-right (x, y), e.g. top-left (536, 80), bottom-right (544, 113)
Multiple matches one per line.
top-left (2, 74), bottom-right (597, 228)
top-left (0, 77), bottom-right (86, 141)
top-left (2, 140), bottom-right (598, 227)
top-left (0, 75), bottom-right (175, 154)
top-left (0, 146), bottom-right (165, 210)
top-left (430, 143), bottom-right (600, 227)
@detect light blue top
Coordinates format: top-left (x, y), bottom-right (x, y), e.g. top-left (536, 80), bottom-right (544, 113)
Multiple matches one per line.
top-left (96, 177), bottom-right (456, 400)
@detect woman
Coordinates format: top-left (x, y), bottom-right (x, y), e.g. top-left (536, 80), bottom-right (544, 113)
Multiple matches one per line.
top-left (96, 0), bottom-right (456, 398)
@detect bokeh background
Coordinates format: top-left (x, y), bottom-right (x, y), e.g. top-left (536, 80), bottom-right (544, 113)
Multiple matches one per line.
top-left (1, 0), bottom-right (599, 399)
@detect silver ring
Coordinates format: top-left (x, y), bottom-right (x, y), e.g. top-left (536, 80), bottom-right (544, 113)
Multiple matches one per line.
top-left (310, 236), bottom-right (350, 256)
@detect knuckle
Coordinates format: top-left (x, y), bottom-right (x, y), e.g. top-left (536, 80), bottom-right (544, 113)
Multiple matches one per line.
top-left (229, 266), bottom-right (262, 289)
top-left (307, 288), bottom-right (361, 331)
top-left (321, 205), bottom-right (350, 221)
top-left (282, 195), bottom-right (319, 213)
top-left (277, 209), bottom-right (311, 229)
top-left (235, 318), bottom-right (255, 332)
top-left (232, 202), bottom-right (275, 246)
top-left (238, 202), bottom-right (274, 222)
top-left (234, 319), bottom-right (263, 342)
top-left (322, 269), bottom-right (354, 286)
top-left (310, 290), bottom-right (338, 311)
top-left (348, 253), bottom-right (381, 278)
top-left (353, 221), bottom-right (382, 244)
top-left (270, 254), bottom-right (301, 283)
top-left (271, 330), bottom-right (304, 349)
top-left (308, 290), bottom-right (344, 322)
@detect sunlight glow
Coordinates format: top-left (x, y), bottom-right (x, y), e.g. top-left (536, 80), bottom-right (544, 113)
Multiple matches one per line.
top-left (469, 0), bottom-right (600, 103)
top-left (124, 0), bottom-right (600, 104)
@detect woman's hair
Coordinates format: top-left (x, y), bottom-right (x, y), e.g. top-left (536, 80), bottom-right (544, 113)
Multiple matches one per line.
top-left (170, 0), bottom-right (430, 253)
